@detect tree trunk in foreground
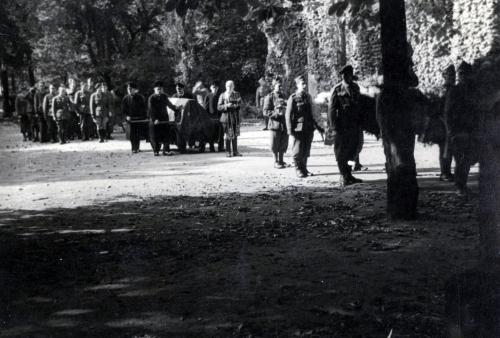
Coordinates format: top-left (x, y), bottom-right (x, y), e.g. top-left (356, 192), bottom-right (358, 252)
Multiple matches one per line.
top-left (377, 0), bottom-right (418, 220)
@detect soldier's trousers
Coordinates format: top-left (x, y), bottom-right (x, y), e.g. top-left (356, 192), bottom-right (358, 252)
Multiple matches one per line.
top-left (149, 122), bottom-right (170, 153)
top-left (56, 118), bottom-right (69, 144)
top-left (69, 111), bottom-right (80, 139)
top-left (47, 117), bottom-right (58, 142)
top-left (334, 128), bottom-right (361, 177)
top-left (19, 115), bottom-right (30, 140)
top-left (292, 131), bottom-right (314, 168)
top-left (270, 129), bottom-right (288, 154)
top-left (94, 116), bottom-right (109, 141)
top-left (106, 114), bottom-right (115, 138)
top-left (80, 114), bottom-right (93, 140)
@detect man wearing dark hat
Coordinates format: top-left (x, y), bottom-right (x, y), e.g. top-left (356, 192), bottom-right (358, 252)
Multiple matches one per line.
top-left (148, 81), bottom-right (179, 156)
top-left (444, 61), bottom-right (478, 196)
top-left (173, 82), bottom-right (195, 100)
top-left (122, 82), bottom-right (147, 153)
top-left (90, 82), bottom-right (113, 143)
top-left (286, 75), bottom-right (324, 178)
top-left (328, 65), bottom-right (363, 187)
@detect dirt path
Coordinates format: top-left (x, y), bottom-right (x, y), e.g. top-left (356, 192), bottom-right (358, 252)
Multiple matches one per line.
top-left (0, 121), bottom-right (480, 337)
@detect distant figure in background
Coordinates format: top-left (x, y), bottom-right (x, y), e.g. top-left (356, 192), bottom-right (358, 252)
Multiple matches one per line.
top-left (122, 82), bottom-right (147, 154)
top-left (43, 84), bottom-right (58, 143)
top-left (107, 87), bottom-right (120, 140)
top-left (173, 82), bottom-right (195, 100)
top-left (34, 82), bottom-right (48, 142)
top-left (66, 78), bottom-right (80, 140)
top-left (256, 77), bottom-right (270, 130)
top-left (263, 77), bottom-right (289, 169)
top-left (15, 88), bottom-right (31, 141)
top-left (286, 75), bottom-right (324, 178)
top-left (148, 81), bottom-right (179, 156)
top-left (74, 81), bottom-right (92, 141)
top-left (439, 64), bottom-right (456, 182)
top-left (25, 87), bottom-right (39, 141)
top-left (86, 78), bottom-right (98, 139)
top-left (192, 81), bottom-right (209, 107)
top-left (444, 61), bottom-right (478, 196)
top-left (90, 82), bottom-right (112, 143)
top-left (207, 81), bottom-right (224, 152)
top-left (218, 80), bottom-right (242, 157)
top-left (52, 85), bottom-right (73, 144)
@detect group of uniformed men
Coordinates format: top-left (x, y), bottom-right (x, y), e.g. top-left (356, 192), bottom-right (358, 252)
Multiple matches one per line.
top-left (14, 61), bottom-right (477, 191)
top-left (15, 78), bottom-right (119, 145)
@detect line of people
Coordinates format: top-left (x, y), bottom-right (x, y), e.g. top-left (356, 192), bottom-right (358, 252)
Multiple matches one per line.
top-left (15, 78), bottom-right (120, 144)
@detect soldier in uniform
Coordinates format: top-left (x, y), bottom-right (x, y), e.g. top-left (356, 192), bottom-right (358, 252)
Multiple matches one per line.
top-left (218, 80), bottom-right (243, 157)
top-left (286, 75), bottom-right (324, 178)
top-left (34, 82), bottom-right (48, 142)
top-left (444, 61), bottom-right (478, 196)
top-left (328, 65), bottom-right (363, 186)
top-left (263, 77), bottom-right (289, 168)
top-left (43, 84), bottom-right (58, 143)
top-left (51, 85), bottom-right (73, 144)
top-left (74, 81), bottom-right (92, 141)
top-left (15, 89), bottom-right (31, 141)
top-left (148, 81), bottom-right (179, 156)
top-left (122, 82), bottom-right (147, 153)
top-left (24, 87), bottom-right (40, 142)
top-left (90, 82), bottom-right (113, 143)
top-left (256, 77), bottom-right (270, 130)
top-left (207, 82), bottom-right (224, 152)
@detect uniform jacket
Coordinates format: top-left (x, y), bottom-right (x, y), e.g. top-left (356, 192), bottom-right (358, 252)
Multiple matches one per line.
top-left (34, 91), bottom-right (46, 115)
top-left (74, 89), bottom-right (91, 115)
top-left (15, 94), bottom-right (28, 117)
top-left (148, 93), bottom-right (177, 122)
top-left (328, 81), bottom-right (361, 132)
top-left (51, 95), bottom-right (73, 120)
top-left (207, 91), bottom-right (222, 118)
top-left (263, 91), bottom-right (287, 132)
top-left (90, 91), bottom-right (112, 118)
top-left (122, 93), bottom-right (147, 121)
top-left (285, 92), bottom-right (322, 135)
top-left (43, 92), bottom-right (57, 119)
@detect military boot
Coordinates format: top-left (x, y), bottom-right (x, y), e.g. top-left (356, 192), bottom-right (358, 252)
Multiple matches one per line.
top-left (232, 138), bottom-right (242, 157)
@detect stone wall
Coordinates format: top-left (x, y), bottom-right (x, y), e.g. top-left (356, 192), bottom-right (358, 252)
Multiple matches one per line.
top-left (263, 0), bottom-right (500, 98)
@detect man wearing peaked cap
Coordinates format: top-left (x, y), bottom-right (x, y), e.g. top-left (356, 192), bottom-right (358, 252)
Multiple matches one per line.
top-left (173, 82), bottom-right (195, 99)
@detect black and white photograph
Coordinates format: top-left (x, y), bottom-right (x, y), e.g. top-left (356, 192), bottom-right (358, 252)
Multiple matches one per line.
top-left (0, 0), bottom-right (499, 337)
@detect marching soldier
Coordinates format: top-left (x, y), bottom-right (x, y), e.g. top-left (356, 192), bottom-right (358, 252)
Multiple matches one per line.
top-left (328, 65), bottom-right (363, 186)
top-left (285, 75), bottom-right (324, 177)
top-left (25, 87), bottom-right (40, 142)
top-left (43, 84), bottom-right (58, 143)
top-left (148, 81), bottom-right (179, 156)
top-left (444, 61), bottom-right (478, 196)
top-left (122, 82), bottom-right (147, 153)
top-left (66, 78), bottom-right (80, 140)
top-left (90, 82), bottom-right (113, 143)
top-left (51, 85), bottom-right (73, 144)
top-left (74, 81), bottom-right (92, 141)
top-left (263, 78), bottom-right (289, 168)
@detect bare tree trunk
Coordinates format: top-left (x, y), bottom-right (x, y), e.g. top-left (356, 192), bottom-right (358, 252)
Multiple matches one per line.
top-left (377, 0), bottom-right (418, 220)
top-left (1, 61), bottom-right (12, 118)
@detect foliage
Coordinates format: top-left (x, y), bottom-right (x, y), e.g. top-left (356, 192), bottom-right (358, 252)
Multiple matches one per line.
top-left (328, 0), bottom-right (379, 33)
